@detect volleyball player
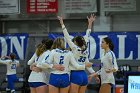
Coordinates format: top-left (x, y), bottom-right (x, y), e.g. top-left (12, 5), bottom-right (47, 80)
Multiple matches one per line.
top-left (28, 43), bottom-right (49, 93)
top-left (0, 53), bottom-right (19, 93)
top-left (28, 39), bottom-right (64, 93)
top-left (39, 37), bottom-right (87, 93)
top-left (57, 14), bottom-right (100, 93)
top-left (99, 37), bottom-right (118, 93)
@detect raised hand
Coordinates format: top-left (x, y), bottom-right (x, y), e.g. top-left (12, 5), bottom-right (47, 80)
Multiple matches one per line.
top-left (57, 16), bottom-right (64, 25)
top-left (87, 14), bottom-right (96, 24)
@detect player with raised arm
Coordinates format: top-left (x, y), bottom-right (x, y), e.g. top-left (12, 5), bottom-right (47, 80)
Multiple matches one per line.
top-left (57, 14), bottom-right (100, 93)
top-left (0, 53), bottom-right (19, 93)
top-left (39, 37), bottom-right (87, 93)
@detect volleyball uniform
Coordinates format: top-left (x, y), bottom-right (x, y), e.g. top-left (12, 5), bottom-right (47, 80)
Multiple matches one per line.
top-left (61, 25), bottom-right (95, 86)
top-left (47, 48), bottom-right (85, 88)
top-left (100, 50), bottom-right (118, 85)
top-left (0, 59), bottom-right (19, 91)
top-left (28, 50), bottom-right (51, 88)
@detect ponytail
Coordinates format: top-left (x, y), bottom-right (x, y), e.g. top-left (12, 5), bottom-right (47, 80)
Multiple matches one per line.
top-left (36, 43), bottom-right (46, 57)
top-left (72, 36), bottom-right (87, 52)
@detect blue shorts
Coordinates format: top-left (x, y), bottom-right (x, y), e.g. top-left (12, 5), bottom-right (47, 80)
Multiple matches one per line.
top-left (29, 82), bottom-right (46, 88)
top-left (70, 70), bottom-right (88, 86)
top-left (49, 73), bottom-right (70, 88)
top-left (7, 74), bottom-right (18, 82)
top-left (7, 74), bottom-right (18, 90)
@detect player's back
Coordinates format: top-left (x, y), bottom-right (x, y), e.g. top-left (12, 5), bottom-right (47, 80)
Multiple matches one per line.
top-left (69, 46), bottom-right (88, 70)
top-left (50, 48), bottom-right (71, 74)
top-left (6, 59), bottom-right (19, 75)
top-left (73, 46), bottom-right (88, 63)
top-left (28, 51), bottom-right (50, 83)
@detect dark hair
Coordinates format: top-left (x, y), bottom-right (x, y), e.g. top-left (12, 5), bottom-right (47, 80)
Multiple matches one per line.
top-left (9, 53), bottom-right (16, 61)
top-left (51, 37), bottom-right (65, 50)
top-left (72, 36), bottom-right (87, 52)
top-left (42, 38), bottom-right (54, 50)
top-left (41, 38), bottom-right (48, 44)
top-left (36, 43), bottom-right (46, 57)
top-left (103, 37), bottom-right (114, 51)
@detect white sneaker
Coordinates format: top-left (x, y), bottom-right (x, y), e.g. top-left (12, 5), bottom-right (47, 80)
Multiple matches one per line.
top-left (6, 88), bottom-right (10, 91)
top-left (11, 89), bottom-right (16, 93)
top-left (19, 78), bottom-right (24, 81)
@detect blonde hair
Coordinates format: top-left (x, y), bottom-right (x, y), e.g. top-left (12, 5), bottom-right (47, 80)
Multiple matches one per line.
top-left (51, 37), bottom-right (65, 50)
top-left (36, 43), bottom-right (46, 57)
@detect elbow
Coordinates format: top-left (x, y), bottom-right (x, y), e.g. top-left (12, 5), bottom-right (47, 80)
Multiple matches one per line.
top-left (27, 61), bottom-right (32, 65)
top-left (112, 67), bottom-right (118, 72)
top-left (115, 67), bottom-right (118, 72)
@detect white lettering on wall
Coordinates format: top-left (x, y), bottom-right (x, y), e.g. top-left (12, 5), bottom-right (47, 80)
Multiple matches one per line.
top-left (0, 37), bottom-right (7, 56)
top-left (10, 36), bottom-right (25, 59)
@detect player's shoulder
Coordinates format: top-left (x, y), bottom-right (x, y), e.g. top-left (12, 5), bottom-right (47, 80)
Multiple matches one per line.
top-left (67, 50), bottom-right (72, 54)
top-left (50, 49), bottom-right (56, 53)
top-left (13, 59), bottom-right (19, 63)
top-left (63, 49), bottom-right (69, 53)
top-left (5, 59), bottom-right (12, 62)
top-left (106, 50), bottom-right (115, 57)
top-left (43, 50), bottom-right (51, 55)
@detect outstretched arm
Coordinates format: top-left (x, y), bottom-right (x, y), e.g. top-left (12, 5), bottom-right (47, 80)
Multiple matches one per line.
top-left (85, 14), bottom-right (96, 43)
top-left (0, 59), bottom-right (10, 64)
top-left (85, 58), bottom-right (100, 83)
top-left (57, 16), bottom-right (76, 50)
top-left (87, 14), bottom-right (96, 29)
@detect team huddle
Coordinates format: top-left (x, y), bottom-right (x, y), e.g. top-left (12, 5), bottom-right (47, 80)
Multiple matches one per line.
top-left (0, 14), bottom-right (118, 93)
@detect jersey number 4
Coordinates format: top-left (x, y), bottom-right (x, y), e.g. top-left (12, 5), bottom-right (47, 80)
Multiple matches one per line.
top-left (11, 64), bottom-right (16, 69)
top-left (59, 56), bottom-right (64, 64)
top-left (78, 56), bottom-right (86, 62)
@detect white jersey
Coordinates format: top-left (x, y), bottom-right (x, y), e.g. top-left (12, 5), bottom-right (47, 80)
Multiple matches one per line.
top-left (62, 25), bottom-right (95, 73)
top-left (0, 59), bottom-right (19, 75)
top-left (44, 48), bottom-right (85, 74)
top-left (100, 50), bottom-right (118, 85)
top-left (28, 50), bottom-right (50, 84)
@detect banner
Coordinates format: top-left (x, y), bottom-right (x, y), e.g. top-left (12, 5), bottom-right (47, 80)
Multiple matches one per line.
top-left (0, 0), bottom-right (20, 14)
top-left (0, 34), bottom-right (28, 60)
top-left (48, 32), bottom-right (140, 60)
top-left (102, 0), bottom-right (136, 11)
top-left (27, 0), bottom-right (58, 13)
top-left (64, 0), bottom-right (97, 13)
